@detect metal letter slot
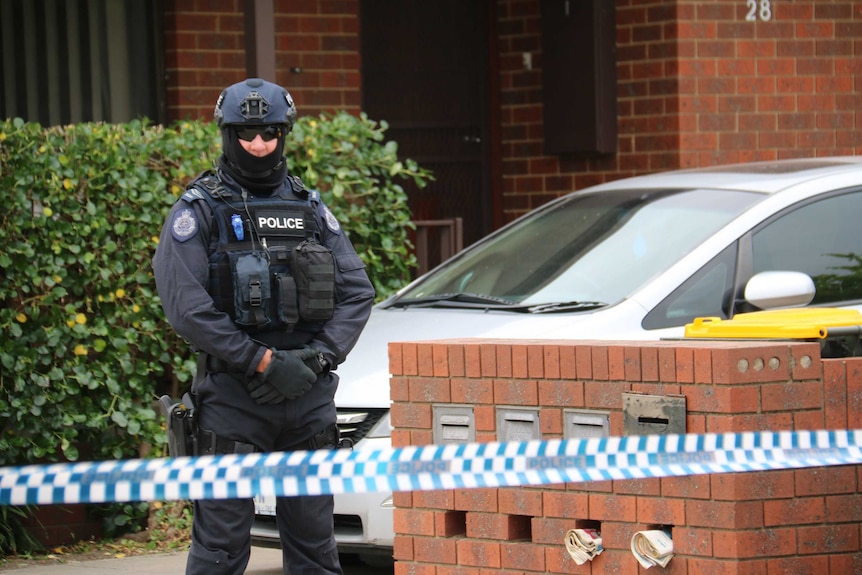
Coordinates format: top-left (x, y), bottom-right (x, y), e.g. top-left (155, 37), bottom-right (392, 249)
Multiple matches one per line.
top-left (622, 392), bottom-right (686, 436)
top-left (564, 409), bottom-right (610, 439)
top-left (496, 408), bottom-right (541, 442)
top-left (433, 405), bottom-right (476, 444)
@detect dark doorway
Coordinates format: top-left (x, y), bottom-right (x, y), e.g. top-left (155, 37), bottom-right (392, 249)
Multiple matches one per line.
top-left (360, 0), bottom-right (492, 257)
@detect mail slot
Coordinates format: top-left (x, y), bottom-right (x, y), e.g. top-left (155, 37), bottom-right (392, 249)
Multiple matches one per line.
top-left (564, 409), bottom-right (610, 439)
top-left (622, 392), bottom-right (686, 436)
top-left (433, 405), bottom-right (476, 444)
top-left (496, 407), bottom-right (541, 442)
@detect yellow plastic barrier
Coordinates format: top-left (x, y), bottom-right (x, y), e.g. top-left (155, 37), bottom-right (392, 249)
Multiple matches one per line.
top-left (685, 308), bottom-right (862, 358)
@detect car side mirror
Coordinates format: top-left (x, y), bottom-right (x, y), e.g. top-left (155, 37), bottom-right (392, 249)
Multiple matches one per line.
top-left (744, 271), bottom-right (815, 310)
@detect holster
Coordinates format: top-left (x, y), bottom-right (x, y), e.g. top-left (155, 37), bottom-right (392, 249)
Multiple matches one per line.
top-left (309, 423), bottom-right (353, 450)
top-left (159, 392), bottom-right (198, 457)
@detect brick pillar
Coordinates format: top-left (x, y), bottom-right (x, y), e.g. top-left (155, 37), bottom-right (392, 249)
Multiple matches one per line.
top-left (390, 339), bottom-right (862, 574)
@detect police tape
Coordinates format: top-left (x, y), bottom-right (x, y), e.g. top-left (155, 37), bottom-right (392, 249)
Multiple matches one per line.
top-left (1, 429), bottom-right (861, 506)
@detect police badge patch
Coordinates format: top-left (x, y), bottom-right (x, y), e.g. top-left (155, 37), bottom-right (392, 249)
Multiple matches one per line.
top-left (322, 206), bottom-right (341, 233)
top-left (171, 208), bottom-right (199, 242)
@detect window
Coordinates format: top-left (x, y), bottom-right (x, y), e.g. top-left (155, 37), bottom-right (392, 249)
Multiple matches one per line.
top-left (642, 243), bottom-right (737, 330)
top-left (751, 189), bottom-right (862, 305)
top-left (0, 0), bottom-right (164, 125)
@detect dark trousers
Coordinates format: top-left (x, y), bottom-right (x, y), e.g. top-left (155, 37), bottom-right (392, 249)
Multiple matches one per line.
top-left (185, 370), bottom-right (343, 575)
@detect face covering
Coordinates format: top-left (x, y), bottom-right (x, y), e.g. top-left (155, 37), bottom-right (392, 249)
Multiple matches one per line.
top-left (219, 125), bottom-right (287, 193)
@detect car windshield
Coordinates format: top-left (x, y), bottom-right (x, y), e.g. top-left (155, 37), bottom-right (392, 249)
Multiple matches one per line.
top-left (392, 188), bottom-right (761, 309)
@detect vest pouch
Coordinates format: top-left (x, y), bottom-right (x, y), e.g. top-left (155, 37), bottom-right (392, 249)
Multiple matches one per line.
top-left (292, 240), bottom-right (335, 322)
top-left (275, 273), bottom-right (299, 329)
top-left (231, 252), bottom-right (271, 327)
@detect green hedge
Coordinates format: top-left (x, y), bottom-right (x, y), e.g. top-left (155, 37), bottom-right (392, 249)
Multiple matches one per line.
top-left (0, 113), bottom-right (431, 467)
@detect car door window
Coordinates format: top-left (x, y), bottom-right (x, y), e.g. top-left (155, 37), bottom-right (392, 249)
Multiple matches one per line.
top-left (642, 243), bottom-right (737, 330)
top-left (752, 189), bottom-right (862, 305)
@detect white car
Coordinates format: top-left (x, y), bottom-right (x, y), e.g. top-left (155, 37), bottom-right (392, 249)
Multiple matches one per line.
top-left (253, 156), bottom-right (862, 563)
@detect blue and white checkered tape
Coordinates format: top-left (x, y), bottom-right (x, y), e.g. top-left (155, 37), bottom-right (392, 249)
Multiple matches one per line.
top-left (2, 430), bottom-right (861, 505)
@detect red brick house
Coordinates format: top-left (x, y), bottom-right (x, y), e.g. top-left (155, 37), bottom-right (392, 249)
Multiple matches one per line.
top-left (2, 0), bottom-right (860, 244)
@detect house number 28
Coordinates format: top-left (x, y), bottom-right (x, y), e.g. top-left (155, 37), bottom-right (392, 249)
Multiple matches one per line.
top-left (746, 0), bottom-right (772, 21)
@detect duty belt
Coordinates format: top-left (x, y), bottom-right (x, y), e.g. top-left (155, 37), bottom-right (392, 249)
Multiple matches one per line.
top-left (197, 424), bottom-right (344, 455)
top-left (197, 428), bottom-right (257, 456)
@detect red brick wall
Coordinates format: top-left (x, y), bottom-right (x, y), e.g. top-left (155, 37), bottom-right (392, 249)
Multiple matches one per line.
top-left (389, 339), bottom-right (862, 574)
top-left (273, 0), bottom-right (362, 115)
top-left (162, 1), bottom-right (861, 222)
top-left (496, 0), bottom-right (862, 222)
top-left (163, 0), bottom-right (360, 122)
top-left (672, 1), bottom-right (860, 167)
top-left (163, 0), bottom-right (247, 121)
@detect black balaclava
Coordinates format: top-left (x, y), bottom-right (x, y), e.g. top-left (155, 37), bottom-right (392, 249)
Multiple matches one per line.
top-left (218, 125), bottom-right (287, 195)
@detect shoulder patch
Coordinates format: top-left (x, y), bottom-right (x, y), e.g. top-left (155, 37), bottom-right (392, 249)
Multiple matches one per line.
top-left (171, 208), bottom-right (199, 242)
top-left (322, 205), bottom-right (341, 233)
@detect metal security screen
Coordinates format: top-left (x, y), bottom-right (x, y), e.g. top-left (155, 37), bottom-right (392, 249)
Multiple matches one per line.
top-left (0, 0), bottom-right (163, 126)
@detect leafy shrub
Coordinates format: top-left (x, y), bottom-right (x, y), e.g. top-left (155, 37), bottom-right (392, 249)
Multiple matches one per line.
top-left (0, 506), bottom-right (42, 555)
top-left (0, 113), bottom-right (430, 469)
top-left (290, 112), bottom-right (431, 296)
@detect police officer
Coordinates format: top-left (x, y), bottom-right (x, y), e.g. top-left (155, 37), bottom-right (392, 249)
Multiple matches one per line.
top-left (152, 78), bottom-right (375, 575)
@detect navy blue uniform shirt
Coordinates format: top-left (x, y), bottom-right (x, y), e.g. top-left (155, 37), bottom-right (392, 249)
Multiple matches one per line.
top-left (152, 172), bottom-right (375, 376)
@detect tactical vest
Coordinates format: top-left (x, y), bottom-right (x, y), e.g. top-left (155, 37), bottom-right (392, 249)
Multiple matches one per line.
top-left (182, 171), bottom-right (335, 339)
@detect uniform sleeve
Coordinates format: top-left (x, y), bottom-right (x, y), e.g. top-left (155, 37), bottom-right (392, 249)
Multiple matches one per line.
top-left (309, 202), bottom-right (376, 366)
top-left (152, 199), bottom-right (267, 375)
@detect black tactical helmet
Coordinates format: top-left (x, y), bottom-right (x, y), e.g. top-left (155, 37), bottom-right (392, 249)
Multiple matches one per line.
top-left (214, 78), bottom-right (297, 133)
top-left (214, 79), bottom-right (296, 189)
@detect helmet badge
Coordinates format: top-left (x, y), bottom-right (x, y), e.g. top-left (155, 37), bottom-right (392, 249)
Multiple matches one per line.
top-left (240, 91), bottom-right (269, 121)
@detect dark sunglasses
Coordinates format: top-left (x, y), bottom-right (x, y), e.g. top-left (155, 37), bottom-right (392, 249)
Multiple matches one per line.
top-left (235, 125), bottom-right (282, 142)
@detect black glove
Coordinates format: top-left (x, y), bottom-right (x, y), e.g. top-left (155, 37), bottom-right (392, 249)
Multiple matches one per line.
top-left (247, 348), bottom-right (318, 404)
top-left (246, 376), bottom-right (285, 405)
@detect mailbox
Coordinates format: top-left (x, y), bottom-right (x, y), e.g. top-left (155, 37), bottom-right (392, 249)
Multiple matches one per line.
top-left (496, 407), bottom-right (541, 442)
top-left (564, 409), bottom-right (610, 439)
top-left (432, 405), bottom-right (476, 444)
top-left (622, 392), bottom-right (686, 436)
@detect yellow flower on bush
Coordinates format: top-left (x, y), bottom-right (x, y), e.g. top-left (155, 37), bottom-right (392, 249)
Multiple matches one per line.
top-left (15, 313), bottom-right (26, 323)
top-left (132, 304), bottom-right (141, 313)
top-left (43, 207), bottom-right (53, 217)
top-left (115, 288), bottom-right (126, 298)
top-left (62, 178), bottom-right (74, 190)
top-left (73, 345), bottom-right (88, 356)
top-left (75, 313), bottom-right (87, 325)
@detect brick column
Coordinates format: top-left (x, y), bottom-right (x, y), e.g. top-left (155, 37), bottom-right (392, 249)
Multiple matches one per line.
top-left (390, 339), bottom-right (862, 574)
